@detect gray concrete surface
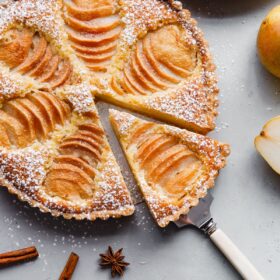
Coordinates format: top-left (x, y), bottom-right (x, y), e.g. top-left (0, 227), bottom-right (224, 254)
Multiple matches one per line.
top-left (0, 0), bottom-right (280, 279)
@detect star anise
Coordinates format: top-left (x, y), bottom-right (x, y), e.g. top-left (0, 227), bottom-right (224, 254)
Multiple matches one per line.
top-left (99, 246), bottom-right (130, 277)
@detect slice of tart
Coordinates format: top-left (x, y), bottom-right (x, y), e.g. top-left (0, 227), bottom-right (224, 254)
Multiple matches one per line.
top-left (0, 86), bottom-right (134, 221)
top-left (109, 109), bottom-right (230, 227)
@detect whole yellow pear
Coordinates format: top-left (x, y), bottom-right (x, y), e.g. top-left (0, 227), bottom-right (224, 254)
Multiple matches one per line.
top-left (257, 5), bottom-right (280, 78)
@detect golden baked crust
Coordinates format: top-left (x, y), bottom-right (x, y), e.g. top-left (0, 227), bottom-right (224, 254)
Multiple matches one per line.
top-left (0, 0), bottom-right (134, 220)
top-left (109, 110), bottom-right (230, 227)
top-left (61, 0), bottom-right (218, 134)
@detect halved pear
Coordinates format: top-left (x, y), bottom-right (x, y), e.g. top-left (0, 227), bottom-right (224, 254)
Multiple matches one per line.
top-left (255, 115), bottom-right (280, 174)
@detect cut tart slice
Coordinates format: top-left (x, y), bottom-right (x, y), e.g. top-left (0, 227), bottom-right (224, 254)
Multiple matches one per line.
top-left (109, 110), bottom-right (230, 227)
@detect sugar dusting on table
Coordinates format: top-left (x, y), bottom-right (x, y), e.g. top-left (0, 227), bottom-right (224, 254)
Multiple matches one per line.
top-left (60, 83), bottom-right (97, 113)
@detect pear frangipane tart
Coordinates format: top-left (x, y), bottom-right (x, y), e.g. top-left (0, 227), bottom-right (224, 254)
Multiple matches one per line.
top-left (0, 0), bottom-right (226, 223)
top-left (110, 110), bottom-right (230, 227)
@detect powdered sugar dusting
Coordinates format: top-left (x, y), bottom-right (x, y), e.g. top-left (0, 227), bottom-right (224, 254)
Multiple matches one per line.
top-left (0, 147), bottom-right (47, 190)
top-left (0, 73), bottom-right (23, 99)
top-left (145, 77), bottom-right (218, 131)
top-left (94, 156), bottom-right (134, 212)
top-left (60, 83), bottom-right (97, 113)
top-left (109, 109), bottom-right (136, 136)
top-left (120, 0), bottom-right (176, 45)
top-left (164, 125), bottom-right (230, 167)
top-left (0, 0), bottom-right (63, 42)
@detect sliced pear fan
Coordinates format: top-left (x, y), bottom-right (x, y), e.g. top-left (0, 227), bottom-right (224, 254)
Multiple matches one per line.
top-left (255, 116), bottom-right (280, 174)
top-left (63, 0), bottom-right (121, 73)
top-left (0, 28), bottom-right (73, 89)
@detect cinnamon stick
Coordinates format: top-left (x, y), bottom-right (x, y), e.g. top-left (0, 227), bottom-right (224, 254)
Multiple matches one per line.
top-left (0, 246), bottom-right (39, 266)
top-left (59, 252), bottom-right (79, 280)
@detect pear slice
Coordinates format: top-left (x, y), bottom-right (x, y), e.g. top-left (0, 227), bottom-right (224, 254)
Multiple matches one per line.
top-left (255, 115), bottom-right (280, 174)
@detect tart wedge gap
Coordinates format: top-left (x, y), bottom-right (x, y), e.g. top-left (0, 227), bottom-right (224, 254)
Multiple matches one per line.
top-left (109, 109), bottom-right (230, 227)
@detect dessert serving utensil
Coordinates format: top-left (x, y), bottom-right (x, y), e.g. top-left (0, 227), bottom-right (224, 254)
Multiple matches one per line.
top-left (174, 192), bottom-right (264, 280)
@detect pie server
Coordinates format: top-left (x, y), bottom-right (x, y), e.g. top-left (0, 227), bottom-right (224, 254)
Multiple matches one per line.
top-left (174, 192), bottom-right (264, 280)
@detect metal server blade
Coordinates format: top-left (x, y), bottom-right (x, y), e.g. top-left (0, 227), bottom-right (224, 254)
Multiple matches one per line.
top-left (173, 192), bottom-right (264, 280)
top-left (174, 192), bottom-right (216, 235)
